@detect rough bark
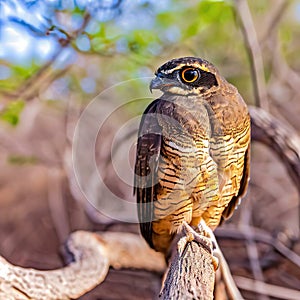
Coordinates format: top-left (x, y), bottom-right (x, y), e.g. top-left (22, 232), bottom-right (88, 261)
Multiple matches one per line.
top-left (0, 231), bottom-right (165, 300)
top-left (160, 238), bottom-right (215, 300)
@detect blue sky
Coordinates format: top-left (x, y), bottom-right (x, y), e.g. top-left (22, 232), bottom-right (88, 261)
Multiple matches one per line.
top-left (0, 0), bottom-right (171, 65)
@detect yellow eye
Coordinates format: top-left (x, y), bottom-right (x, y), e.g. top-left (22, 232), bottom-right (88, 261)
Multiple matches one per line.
top-left (181, 68), bottom-right (199, 83)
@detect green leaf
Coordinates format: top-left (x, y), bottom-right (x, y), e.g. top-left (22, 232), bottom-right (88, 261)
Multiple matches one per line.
top-left (0, 100), bottom-right (25, 126)
top-left (8, 155), bottom-right (38, 165)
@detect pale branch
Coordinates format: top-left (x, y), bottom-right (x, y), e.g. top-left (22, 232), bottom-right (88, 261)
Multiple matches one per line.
top-left (249, 106), bottom-right (300, 195)
top-left (234, 0), bottom-right (268, 110)
top-left (234, 276), bottom-right (300, 300)
top-left (0, 231), bottom-right (165, 300)
top-left (214, 245), bottom-right (244, 300)
top-left (0, 231), bottom-right (108, 300)
top-left (97, 231), bottom-right (165, 271)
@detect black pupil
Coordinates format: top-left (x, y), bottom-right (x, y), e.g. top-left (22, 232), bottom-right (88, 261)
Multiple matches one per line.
top-left (184, 69), bottom-right (198, 81)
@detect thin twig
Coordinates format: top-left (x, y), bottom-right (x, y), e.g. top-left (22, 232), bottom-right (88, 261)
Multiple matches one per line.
top-left (259, 0), bottom-right (291, 44)
top-left (16, 49), bottom-right (63, 96)
top-left (215, 226), bottom-right (300, 268)
top-left (234, 276), bottom-right (300, 300)
top-left (47, 168), bottom-right (70, 244)
top-left (4, 12), bottom-right (91, 102)
top-left (269, 40), bottom-right (300, 94)
top-left (234, 0), bottom-right (268, 110)
top-left (214, 240), bottom-right (244, 300)
top-left (238, 191), bottom-right (269, 300)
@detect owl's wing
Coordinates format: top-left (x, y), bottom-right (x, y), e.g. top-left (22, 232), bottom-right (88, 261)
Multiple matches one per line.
top-left (134, 99), bottom-right (162, 248)
top-left (221, 142), bottom-right (251, 221)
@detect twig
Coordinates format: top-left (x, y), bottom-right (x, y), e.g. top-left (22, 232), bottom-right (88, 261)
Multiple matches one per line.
top-left (238, 191), bottom-right (269, 300)
top-left (259, 0), bottom-right (291, 44)
top-left (234, 276), bottom-right (300, 300)
top-left (215, 226), bottom-right (300, 268)
top-left (234, 0), bottom-right (268, 110)
top-left (47, 168), bottom-right (70, 244)
top-left (269, 40), bottom-right (300, 94)
top-left (33, 66), bottom-right (71, 101)
top-left (16, 49), bottom-right (63, 96)
top-left (4, 12), bottom-right (91, 102)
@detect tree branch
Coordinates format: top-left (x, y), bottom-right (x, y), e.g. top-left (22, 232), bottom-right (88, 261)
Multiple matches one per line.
top-left (160, 230), bottom-right (216, 299)
top-left (234, 0), bottom-right (268, 110)
top-left (0, 231), bottom-right (165, 300)
top-left (249, 106), bottom-right (300, 195)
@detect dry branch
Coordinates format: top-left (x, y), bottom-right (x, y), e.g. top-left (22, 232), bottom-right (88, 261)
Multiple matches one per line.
top-left (0, 231), bottom-right (107, 300)
top-left (249, 106), bottom-right (300, 195)
top-left (0, 231), bottom-right (165, 300)
top-left (160, 236), bottom-right (215, 300)
top-left (234, 0), bottom-right (268, 110)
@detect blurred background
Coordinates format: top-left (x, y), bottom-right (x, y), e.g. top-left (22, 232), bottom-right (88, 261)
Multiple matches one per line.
top-left (0, 0), bottom-right (300, 299)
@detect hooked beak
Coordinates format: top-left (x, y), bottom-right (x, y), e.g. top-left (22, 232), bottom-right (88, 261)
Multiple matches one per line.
top-left (149, 75), bottom-right (174, 93)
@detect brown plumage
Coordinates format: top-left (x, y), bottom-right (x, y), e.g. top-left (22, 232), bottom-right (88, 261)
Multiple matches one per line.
top-left (134, 57), bottom-right (250, 254)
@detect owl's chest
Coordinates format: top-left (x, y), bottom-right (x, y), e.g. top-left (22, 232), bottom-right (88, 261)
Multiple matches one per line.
top-left (157, 98), bottom-right (212, 142)
top-left (159, 137), bottom-right (211, 186)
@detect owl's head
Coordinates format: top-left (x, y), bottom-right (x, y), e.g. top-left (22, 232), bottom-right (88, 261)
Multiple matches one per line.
top-left (150, 57), bottom-right (221, 96)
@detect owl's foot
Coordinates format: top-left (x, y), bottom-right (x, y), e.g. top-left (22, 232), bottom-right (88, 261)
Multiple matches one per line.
top-left (197, 219), bottom-right (216, 243)
top-left (196, 219), bottom-right (219, 270)
top-left (178, 221), bottom-right (219, 271)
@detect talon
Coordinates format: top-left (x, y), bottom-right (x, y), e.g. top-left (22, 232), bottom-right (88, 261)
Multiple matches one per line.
top-left (177, 236), bottom-right (188, 256)
top-left (186, 230), bottom-right (195, 243)
top-left (212, 253), bottom-right (219, 271)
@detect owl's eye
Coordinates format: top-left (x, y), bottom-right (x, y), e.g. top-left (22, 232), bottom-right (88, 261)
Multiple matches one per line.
top-left (180, 68), bottom-right (199, 83)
